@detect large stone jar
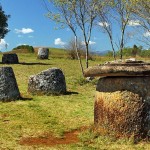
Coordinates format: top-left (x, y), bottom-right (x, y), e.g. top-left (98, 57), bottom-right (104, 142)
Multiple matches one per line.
top-left (28, 68), bottom-right (66, 95)
top-left (0, 67), bottom-right (20, 101)
top-left (37, 48), bottom-right (49, 59)
top-left (84, 61), bottom-right (150, 139)
top-left (2, 53), bottom-right (19, 64)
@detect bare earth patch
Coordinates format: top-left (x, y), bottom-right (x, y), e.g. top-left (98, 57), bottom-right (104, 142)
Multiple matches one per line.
top-left (19, 127), bottom-right (88, 147)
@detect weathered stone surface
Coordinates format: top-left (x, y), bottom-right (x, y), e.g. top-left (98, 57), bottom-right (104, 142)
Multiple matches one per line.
top-left (96, 76), bottom-right (150, 101)
top-left (95, 77), bottom-right (150, 138)
top-left (2, 53), bottom-right (19, 64)
top-left (85, 60), bottom-right (150, 139)
top-left (0, 67), bottom-right (20, 101)
top-left (95, 91), bottom-right (146, 138)
top-left (84, 62), bottom-right (150, 77)
top-left (37, 48), bottom-right (49, 59)
top-left (28, 68), bottom-right (66, 95)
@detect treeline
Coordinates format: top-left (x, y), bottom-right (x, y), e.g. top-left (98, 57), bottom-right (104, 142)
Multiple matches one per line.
top-left (106, 45), bottom-right (150, 58)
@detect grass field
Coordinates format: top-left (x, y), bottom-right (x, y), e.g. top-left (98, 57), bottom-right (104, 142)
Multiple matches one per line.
top-left (0, 49), bottom-right (150, 149)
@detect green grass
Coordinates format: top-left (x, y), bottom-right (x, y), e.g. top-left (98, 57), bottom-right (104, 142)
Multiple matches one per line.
top-left (0, 50), bottom-right (150, 149)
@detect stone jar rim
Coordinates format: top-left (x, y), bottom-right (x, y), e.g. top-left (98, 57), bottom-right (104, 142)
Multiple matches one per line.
top-left (84, 61), bottom-right (150, 77)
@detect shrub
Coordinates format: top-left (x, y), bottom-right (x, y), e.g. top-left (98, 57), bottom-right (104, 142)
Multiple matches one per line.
top-left (13, 45), bottom-right (34, 53)
top-left (66, 38), bottom-right (93, 60)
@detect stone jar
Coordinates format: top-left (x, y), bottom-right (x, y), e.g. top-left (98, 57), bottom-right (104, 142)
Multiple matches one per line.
top-left (37, 48), bottom-right (49, 59)
top-left (2, 53), bottom-right (19, 64)
top-left (84, 61), bottom-right (150, 139)
top-left (28, 68), bottom-right (66, 95)
top-left (0, 67), bottom-right (20, 101)
top-left (95, 76), bottom-right (150, 138)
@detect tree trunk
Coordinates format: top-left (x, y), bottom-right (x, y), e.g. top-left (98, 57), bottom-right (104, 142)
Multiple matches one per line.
top-left (74, 36), bottom-right (84, 76)
top-left (85, 42), bottom-right (89, 68)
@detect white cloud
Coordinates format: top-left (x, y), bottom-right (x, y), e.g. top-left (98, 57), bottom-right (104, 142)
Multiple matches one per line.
top-left (128, 20), bottom-right (141, 26)
top-left (54, 38), bottom-right (66, 46)
top-left (15, 28), bottom-right (34, 34)
top-left (98, 22), bottom-right (109, 27)
top-left (144, 31), bottom-right (150, 37)
top-left (0, 39), bottom-right (9, 50)
top-left (89, 41), bottom-right (96, 45)
top-left (81, 40), bottom-right (96, 45)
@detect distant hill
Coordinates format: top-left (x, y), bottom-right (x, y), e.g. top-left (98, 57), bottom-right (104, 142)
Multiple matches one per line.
top-left (3, 45), bottom-right (109, 57)
top-left (91, 50), bottom-right (110, 56)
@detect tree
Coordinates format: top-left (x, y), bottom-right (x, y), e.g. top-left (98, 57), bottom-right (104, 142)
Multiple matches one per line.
top-left (44, 0), bottom-right (84, 75)
top-left (97, 0), bottom-right (134, 60)
top-left (72, 0), bottom-right (97, 68)
top-left (96, 0), bottom-right (116, 60)
top-left (130, 0), bottom-right (150, 47)
top-left (132, 44), bottom-right (139, 57)
top-left (65, 37), bottom-right (85, 59)
top-left (44, 0), bottom-right (97, 72)
top-left (0, 5), bottom-right (10, 40)
top-left (130, 0), bottom-right (150, 30)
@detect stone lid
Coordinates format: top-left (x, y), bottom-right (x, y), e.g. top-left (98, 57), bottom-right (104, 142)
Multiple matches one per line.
top-left (84, 60), bottom-right (150, 77)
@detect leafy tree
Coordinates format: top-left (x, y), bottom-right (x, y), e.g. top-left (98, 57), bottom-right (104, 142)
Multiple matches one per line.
top-left (140, 49), bottom-right (150, 57)
top-left (131, 44), bottom-right (140, 57)
top-left (44, 0), bottom-right (97, 77)
top-left (0, 5), bottom-right (10, 39)
top-left (105, 50), bottom-right (113, 57)
top-left (130, 0), bottom-right (150, 47)
top-left (44, 0), bottom-right (83, 75)
top-left (116, 47), bottom-right (132, 57)
top-left (71, 0), bottom-right (97, 68)
top-left (96, 0), bottom-right (116, 60)
top-left (131, 0), bottom-right (150, 30)
top-left (97, 0), bottom-right (136, 60)
top-left (105, 45), bottom-right (144, 57)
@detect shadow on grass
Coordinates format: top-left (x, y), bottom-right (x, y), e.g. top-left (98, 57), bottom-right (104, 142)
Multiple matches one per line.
top-left (19, 62), bottom-right (51, 65)
top-left (1, 92), bottom-right (79, 103)
top-left (1, 97), bottom-right (33, 103)
top-left (0, 62), bottom-right (51, 65)
top-left (19, 97), bottom-right (33, 101)
top-left (64, 91), bottom-right (79, 95)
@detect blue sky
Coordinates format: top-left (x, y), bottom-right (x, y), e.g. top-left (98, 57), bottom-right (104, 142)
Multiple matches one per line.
top-left (0, 0), bottom-right (149, 52)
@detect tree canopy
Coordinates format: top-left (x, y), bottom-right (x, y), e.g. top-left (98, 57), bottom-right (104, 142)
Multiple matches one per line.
top-left (45, 0), bottom-right (150, 62)
top-left (0, 5), bottom-right (10, 39)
